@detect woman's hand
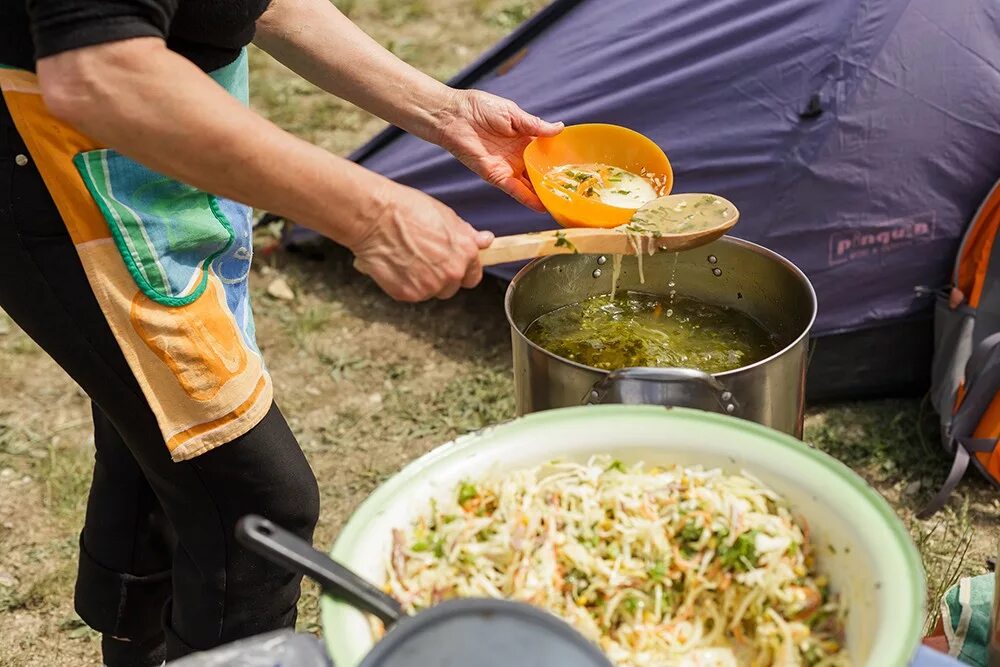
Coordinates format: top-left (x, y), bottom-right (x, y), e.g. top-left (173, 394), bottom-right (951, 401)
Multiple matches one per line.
top-left (350, 181), bottom-right (494, 302)
top-left (434, 90), bottom-right (563, 212)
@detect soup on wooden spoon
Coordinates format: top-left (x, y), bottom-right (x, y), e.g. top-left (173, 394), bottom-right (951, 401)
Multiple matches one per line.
top-left (478, 193), bottom-right (739, 267)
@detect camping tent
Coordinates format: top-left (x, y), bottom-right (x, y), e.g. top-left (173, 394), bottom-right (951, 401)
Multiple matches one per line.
top-left (285, 0), bottom-right (1000, 400)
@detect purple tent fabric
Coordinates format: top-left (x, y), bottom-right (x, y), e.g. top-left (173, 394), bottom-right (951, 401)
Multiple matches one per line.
top-left (296, 0), bottom-right (1000, 337)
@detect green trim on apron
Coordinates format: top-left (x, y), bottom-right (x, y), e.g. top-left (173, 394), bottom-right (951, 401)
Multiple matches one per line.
top-left (68, 48), bottom-right (254, 309)
top-left (73, 149), bottom-right (237, 307)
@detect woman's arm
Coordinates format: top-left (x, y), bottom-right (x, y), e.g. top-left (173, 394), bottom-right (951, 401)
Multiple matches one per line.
top-left (254, 0), bottom-right (562, 210)
top-left (36, 37), bottom-right (491, 302)
top-left (254, 0), bottom-right (457, 143)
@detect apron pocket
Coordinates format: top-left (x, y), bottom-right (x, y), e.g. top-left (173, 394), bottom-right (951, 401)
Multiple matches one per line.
top-left (73, 149), bottom-right (234, 307)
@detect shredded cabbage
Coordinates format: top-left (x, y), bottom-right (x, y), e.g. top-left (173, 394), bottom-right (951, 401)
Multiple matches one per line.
top-left (383, 456), bottom-right (849, 667)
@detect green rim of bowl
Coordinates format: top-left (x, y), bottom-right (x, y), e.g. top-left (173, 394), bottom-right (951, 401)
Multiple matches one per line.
top-left (321, 405), bottom-right (926, 666)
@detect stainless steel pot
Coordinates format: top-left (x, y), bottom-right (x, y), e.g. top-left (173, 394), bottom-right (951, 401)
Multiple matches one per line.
top-left (505, 237), bottom-right (817, 437)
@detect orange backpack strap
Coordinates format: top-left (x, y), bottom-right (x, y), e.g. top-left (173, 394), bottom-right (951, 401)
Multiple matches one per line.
top-left (956, 179), bottom-right (1000, 309)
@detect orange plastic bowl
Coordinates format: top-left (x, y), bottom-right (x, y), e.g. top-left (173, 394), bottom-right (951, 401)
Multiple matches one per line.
top-left (524, 123), bottom-right (673, 228)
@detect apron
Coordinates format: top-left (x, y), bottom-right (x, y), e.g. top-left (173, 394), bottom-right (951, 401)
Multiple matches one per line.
top-left (0, 50), bottom-right (272, 461)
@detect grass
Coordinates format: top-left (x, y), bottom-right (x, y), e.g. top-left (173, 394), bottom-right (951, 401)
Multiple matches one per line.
top-left (482, 2), bottom-right (535, 28)
top-left (42, 442), bottom-right (92, 521)
top-left (803, 400), bottom-right (993, 634)
top-left (0, 1), bottom-right (996, 664)
top-left (422, 368), bottom-right (516, 432)
top-left (915, 512), bottom-right (975, 633)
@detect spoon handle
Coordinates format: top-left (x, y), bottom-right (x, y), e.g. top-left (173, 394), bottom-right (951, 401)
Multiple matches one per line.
top-left (236, 515), bottom-right (403, 625)
top-left (479, 228), bottom-right (633, 266)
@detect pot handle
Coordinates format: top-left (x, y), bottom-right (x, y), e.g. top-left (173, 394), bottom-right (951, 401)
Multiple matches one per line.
top-left (235, 515), bottom-right (403, 625)
top-left (585, 367), bottom-right (739, 416)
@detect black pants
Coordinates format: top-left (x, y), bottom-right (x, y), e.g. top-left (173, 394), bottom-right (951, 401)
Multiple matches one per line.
top-left (0, 99), bottom-right (320, 665)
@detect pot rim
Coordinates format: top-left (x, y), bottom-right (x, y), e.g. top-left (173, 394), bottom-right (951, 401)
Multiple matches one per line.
top-left (503, 235), bottom-right (818, 378)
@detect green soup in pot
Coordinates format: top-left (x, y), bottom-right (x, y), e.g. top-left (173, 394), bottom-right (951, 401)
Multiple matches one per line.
top-left (524, 291), bottom-right (778, 374)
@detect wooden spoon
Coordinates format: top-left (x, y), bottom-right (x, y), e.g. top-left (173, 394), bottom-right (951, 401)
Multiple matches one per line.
top-left (479, 193), bottom-right (738, 266)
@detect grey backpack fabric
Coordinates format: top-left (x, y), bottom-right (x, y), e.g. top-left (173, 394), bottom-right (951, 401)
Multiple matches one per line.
top-left (921, 179), bottom-right (1000, 518)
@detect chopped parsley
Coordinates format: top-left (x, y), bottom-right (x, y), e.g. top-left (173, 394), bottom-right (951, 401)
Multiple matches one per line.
top-left (605, 459), bottom-right (627, 473)
top-left (553, 231), bottom-right (579, 253)
top-left (411, 538), bottom-right (446, 557)
top-left (457, 482), bottom-right (478, 505)
top-left (679, 521), bottom-right (704, 543)
top-left (719, 530), bottom-right (760, 572)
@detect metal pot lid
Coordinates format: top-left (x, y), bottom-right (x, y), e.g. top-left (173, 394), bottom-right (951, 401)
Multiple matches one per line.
top-left (358, 598), bottom-right (613, 667)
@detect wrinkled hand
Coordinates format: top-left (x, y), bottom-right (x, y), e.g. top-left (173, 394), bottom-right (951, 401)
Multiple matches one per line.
top-left (435, 89), bottom-right (563, 212)
top-left (351, 182), bottom-right (494, 302)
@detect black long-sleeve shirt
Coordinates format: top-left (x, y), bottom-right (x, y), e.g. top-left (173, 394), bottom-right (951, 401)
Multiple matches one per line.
top-left (2, 0), bottom-right (272, 72)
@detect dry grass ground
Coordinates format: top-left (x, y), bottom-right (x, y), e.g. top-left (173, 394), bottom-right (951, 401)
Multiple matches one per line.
top-left (0, 1), bottom-right (995, 664)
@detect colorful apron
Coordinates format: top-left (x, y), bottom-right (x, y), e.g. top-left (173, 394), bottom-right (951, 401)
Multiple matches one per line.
top-left (0, 51), bottom-right (272, 461)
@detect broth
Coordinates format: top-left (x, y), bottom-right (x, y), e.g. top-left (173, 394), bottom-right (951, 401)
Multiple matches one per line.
top-left (542, 163), bottom-right (661, 208)
top-left (525, 291), bottom-right (777, 374)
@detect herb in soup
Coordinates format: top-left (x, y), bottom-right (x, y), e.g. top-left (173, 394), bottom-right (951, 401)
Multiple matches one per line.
top-left (525, 291), bottom-right (778, 374)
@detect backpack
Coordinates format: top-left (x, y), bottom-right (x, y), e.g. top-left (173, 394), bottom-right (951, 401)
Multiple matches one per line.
top-left (920, 179), bottom-right (1000, 518)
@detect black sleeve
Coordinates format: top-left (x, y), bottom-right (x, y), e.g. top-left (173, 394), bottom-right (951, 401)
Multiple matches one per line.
top-left (26, 0), bottom-right (179, 60)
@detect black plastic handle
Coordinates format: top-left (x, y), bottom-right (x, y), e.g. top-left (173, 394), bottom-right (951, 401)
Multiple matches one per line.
top-left (235, 515), bottom-right (403, 625)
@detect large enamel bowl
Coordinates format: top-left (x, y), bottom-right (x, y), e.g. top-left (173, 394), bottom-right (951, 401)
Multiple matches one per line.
top-left (322, 406), bottom-right (925, 666)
